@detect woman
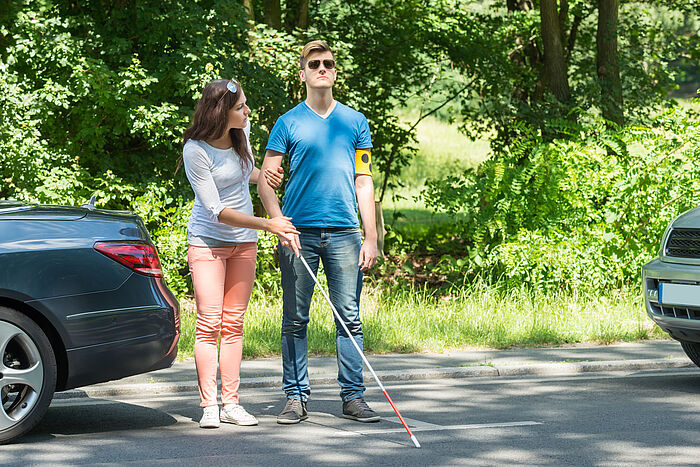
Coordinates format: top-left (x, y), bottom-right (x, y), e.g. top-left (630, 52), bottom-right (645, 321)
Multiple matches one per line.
top-left (182, 79), bottom-right (297, 428)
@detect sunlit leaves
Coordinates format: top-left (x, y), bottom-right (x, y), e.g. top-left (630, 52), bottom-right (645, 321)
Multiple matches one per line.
top-left (422, 107), bottom-right (700, 292)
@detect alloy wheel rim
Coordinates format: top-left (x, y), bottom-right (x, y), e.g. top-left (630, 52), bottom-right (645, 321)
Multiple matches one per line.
top-left (0, 320), bottom-right (44, 431)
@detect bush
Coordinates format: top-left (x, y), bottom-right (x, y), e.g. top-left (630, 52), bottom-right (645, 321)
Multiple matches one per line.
top-left (422, 105), bottom-right (700, 292)
top-left (131, 186), bottom-right (191, 297)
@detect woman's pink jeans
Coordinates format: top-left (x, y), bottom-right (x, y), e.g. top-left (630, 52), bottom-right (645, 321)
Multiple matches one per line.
top-left (188, 243), bottom-right (256, 407)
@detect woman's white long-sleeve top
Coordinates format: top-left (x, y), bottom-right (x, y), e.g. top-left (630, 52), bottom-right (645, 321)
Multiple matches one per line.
top-left (182, 122), bottom-right (257, 245)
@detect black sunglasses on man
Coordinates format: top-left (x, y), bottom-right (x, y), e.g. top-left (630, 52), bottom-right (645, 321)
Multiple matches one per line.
top-left (307, 59), bottom-right (335, 70)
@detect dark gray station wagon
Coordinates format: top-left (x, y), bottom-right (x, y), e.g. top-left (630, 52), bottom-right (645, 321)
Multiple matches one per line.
top-left (0, 201), bottom-right (180, 443)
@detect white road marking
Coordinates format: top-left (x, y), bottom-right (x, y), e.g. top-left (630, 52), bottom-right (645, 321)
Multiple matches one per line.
top-left (334, 420), bottom-right (542, 436)
top-left (385, 416), bottom-right (441, 428)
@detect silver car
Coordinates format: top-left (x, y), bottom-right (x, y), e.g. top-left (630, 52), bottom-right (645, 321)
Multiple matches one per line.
top-left (643, 206), bottom-right (700, 368)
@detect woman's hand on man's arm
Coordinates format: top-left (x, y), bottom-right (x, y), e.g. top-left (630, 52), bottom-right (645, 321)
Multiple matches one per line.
top-left (264, 166), bottom-right (284, 189)
top-left (250, 166), bottom-right (284, 189)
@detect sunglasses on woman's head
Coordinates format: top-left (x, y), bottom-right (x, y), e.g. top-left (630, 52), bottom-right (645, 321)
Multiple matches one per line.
top-left (307, 59), bottom-right (335, 70)
top-left (217, 80), bottom-right (238, 104)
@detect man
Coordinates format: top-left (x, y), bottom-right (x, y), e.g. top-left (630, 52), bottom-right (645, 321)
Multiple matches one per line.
top-left (258, 40), bottom-right (379, 424)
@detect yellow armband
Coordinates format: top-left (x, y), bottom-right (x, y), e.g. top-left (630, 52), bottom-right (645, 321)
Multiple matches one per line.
top-left (354, 149), bottom-right (372, 176)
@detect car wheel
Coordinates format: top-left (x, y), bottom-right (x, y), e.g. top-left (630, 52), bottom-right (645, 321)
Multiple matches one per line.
top-left (0, 307), bottom-right (57, 444)
top-left (680, 340), bottom-right (700, 369)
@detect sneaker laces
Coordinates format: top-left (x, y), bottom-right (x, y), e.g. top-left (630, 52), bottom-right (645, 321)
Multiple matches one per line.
top-left (200, 405), bottom-right (219, 424)
top-left (203, 405), bottom-right (219, 417)
top-left (224, 404), bottom-right (255, 421)
top-left (285, 398), bottom-right (303, 412)
top-left (352, 398), bottom-right (371, 411)
top-left (225, 404), bottom-right (248, 417)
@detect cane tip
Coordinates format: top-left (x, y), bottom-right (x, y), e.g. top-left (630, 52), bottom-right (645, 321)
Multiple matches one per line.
top-left (411, 435), bottom-right (421, 448)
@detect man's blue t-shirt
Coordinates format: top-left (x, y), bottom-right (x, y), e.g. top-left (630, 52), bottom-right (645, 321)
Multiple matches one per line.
top-left (266, 101), bottom-right (373, 228)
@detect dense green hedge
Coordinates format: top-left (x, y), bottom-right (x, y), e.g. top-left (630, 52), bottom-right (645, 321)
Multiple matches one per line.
top-left (421, 106), bottom-right (700, 293)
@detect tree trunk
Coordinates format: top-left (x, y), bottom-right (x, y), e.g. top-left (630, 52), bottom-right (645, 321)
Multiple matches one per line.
top-left (597, 0), bottom-right (624, 127)
top-left (507, 0), bottom-right (534, 11)
top-left (262, 0), bottom-right (281, 29)
top-left (539, 0), bottom-right (570, 103)
top-left (558, 0), bottom-right (569, 46)
top-left (284, 0), bottom-right (308, 30)
top-left (296, 0), bottom-right (309, 29)
top-left (243, 0), bottom-right (255, 22)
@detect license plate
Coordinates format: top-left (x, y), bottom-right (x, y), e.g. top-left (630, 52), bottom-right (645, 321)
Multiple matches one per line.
top-left (659, 282), bottom-right (700, 307)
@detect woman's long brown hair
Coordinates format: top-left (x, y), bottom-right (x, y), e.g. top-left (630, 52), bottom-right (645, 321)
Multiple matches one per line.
top-left (178, 79), bottom-right (253, 173)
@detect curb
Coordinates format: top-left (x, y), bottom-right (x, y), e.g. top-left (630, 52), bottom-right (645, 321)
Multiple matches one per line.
top-left (54, 357), bottom-right (695, 400)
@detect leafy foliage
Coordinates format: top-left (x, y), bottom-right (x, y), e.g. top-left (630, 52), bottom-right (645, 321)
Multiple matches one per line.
top-left (1, 0), bottom-right (698, 299)
top-left (0, 1), bottom-right (301, 294)
top-left (422, 1), bottom-right (698, 146)
top-left (422, 105), bottom-right (700, 292)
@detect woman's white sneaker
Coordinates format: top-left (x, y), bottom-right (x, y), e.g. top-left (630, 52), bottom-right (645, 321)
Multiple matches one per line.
top-left (199, 405), bottom-right (220, 428)
top-left (221, 404), bottom-right (258, 426)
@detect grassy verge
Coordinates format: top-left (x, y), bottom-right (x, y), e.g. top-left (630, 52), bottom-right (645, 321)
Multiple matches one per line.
top-left (176, 284), bottom-right (664, 360)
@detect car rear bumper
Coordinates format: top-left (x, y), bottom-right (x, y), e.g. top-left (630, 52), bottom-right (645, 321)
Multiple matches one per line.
top-left (642, 258), bottom-right (700, 344)
top-left (62, 325), bottom-right (179, 390)
top-left (60, 276), bottom-right (181, 390)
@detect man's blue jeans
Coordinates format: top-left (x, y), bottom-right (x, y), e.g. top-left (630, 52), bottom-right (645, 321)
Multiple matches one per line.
top-left (278, 227), bottom-right (365, 402)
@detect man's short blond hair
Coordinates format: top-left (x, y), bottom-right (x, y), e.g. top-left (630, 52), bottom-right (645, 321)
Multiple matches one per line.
top-left (300, 40), bottom-right (334, 69)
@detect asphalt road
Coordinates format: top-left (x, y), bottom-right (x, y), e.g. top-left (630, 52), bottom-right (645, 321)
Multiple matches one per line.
top-left (3, 367), bottom-right (700, 466)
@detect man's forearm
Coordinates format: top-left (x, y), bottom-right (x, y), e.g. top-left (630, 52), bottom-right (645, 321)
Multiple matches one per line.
top-left (355, 175), bottom-right (377, 240)
top-left (258, 182), bottom-right (283, 218)
top-left (259, 153), bottom-right (284, 218)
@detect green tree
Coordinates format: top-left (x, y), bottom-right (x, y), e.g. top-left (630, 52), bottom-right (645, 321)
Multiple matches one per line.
top-left (429, 1), bottom-right (692, 148)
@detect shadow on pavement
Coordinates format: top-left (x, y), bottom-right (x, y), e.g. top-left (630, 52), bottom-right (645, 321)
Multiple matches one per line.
top-left (25, 400), bottom-right (178, 437)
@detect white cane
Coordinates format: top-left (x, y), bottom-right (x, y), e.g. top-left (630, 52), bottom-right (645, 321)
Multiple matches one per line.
top-left (297, 253), bottom-right (421, 448)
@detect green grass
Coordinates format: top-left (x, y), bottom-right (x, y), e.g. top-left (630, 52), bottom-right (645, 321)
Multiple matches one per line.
top-left (675, 96), bottom-right (699, 112)
top-left (177, 283), bottom-right (664, 360)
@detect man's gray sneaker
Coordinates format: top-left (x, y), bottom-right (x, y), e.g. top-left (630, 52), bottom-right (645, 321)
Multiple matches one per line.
top-left (342, 398), bottom-right (380, 423)
top-left (277, 398), bottom-right (308, 424)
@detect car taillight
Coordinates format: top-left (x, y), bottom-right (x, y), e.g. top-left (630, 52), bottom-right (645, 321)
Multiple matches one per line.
top-left (94, 241), bottom-right (163, 277)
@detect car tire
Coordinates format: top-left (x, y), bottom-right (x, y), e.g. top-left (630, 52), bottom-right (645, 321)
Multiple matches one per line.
top-left (680, 340), bottom-right (700, 369)
top-left (0, 306), bottom-right (57, 444)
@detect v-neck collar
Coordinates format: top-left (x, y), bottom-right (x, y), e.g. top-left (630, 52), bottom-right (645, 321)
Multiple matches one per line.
top-left (303, 100), bottom-right (338, 120)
